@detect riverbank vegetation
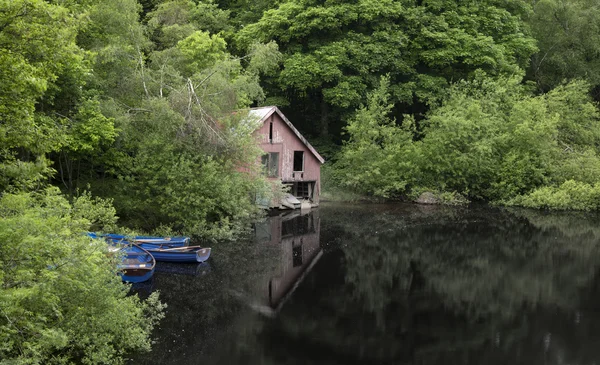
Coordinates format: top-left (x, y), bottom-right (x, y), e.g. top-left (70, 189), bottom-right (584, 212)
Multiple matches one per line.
top-left (334, 75), bottom-right (600, 209)
top-left (3, 0), bottom-right (600, 362)
top-left (4, 0), bottom-right (599, 233)
top-left (231, 0), bottom-right (600, 210)
top-left (0, 188), bottom-right (165, 364)
top-left (0, 0), bottom-right (274, 362)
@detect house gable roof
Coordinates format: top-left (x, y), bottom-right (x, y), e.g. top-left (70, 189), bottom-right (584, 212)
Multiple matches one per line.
top-left (248, 106), bottom-right (325, 164)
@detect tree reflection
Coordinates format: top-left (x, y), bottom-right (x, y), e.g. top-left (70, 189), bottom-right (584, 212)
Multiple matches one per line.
top-left (133, 210), bottom-right (323, 365)
top-left (133, 203), bottom-right (600, 365)
top-left (259, 203), bottom-right (600, 365)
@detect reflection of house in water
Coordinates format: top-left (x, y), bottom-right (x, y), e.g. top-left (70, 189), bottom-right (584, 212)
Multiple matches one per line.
top-left (253, 210), bottom-right (322, 312)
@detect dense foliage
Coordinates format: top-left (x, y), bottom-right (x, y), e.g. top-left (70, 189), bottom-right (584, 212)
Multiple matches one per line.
top-left (0, 0), bottom-right (87, 191)
top-left (0, 188), bottom-right (165, 364)
top-left (235, 0), bottom-right (537, 137)
top-left (335, 75), bottom-right (600, 206)
top-left (62, 0), bottom-right (281, 236)
top-left (527, 0), bottom-right (600, 97)
top-left (3, 0), bottom-right (600, 361)
top-left (0, 0), bottom-right (274, 363)
top-left (225, 0), bottom-right (600, 210)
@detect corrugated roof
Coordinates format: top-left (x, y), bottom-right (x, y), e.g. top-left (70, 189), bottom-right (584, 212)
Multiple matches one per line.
top-left (248, 106), bottom-right (325, 164)
top-left (248, 106), bottom-right (276, 121)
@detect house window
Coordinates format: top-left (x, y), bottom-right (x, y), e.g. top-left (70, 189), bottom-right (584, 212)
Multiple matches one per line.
top-left (269, 122), bottom-right (273, 143)
top-left (261, 152), bottom-right (279, 177)
top-left (293, 151), bottom-right (304, 172)
top-left (294, 181), bottom-right (312, 199)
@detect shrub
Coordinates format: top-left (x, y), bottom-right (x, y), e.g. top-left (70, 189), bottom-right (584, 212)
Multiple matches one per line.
top-left (0, 188), bottom-right (165, 364)
top-left (506, 180), bottom-right (600, 210)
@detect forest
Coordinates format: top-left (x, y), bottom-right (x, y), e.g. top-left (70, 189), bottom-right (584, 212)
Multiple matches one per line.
top-left (2, 0), bottom-right (600, 363)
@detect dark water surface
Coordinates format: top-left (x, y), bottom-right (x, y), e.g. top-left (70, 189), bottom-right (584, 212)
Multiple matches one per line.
top-left (133, 202), bottom-right (600, 365)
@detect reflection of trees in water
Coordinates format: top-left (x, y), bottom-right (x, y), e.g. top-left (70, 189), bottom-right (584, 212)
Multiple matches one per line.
top-left (508, 207), bottom-right (600, 239)
top-left (132, 231), bottom-right (282, 365)
top-left (255, 203), bottom-right (600, 365)
top-left (133, 205), bottom-right (600, 365)
top-left (333, 203), bottom-right (600, 318)
top-left (134, 210), bottom-right (324, 365)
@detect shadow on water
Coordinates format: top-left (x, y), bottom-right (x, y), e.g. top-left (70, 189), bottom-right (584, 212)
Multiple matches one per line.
top-left (133, 203), bottom-right (600, 365)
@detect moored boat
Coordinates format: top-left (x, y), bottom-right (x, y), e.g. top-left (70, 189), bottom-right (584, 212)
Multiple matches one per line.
top-left (143, 246), bottom-right (211, 263)
top-left (88, 232), bottom-right (190, 247)
top-left (89, 232), bottom-right (210, 264)
top-left (108, 243), bottom-right (156, 283)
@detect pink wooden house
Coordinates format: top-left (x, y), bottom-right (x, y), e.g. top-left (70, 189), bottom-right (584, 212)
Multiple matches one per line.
top-left (248, 106), bottom-right (325, 209)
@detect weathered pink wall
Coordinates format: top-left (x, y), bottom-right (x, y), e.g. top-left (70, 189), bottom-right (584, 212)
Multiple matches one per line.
top-left (254, 112), bottom-right (321, 202)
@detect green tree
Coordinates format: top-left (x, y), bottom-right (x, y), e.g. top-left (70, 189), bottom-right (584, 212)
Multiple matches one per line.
top-left (96, 10), bottom-right (280, 236)
top-left (526, 0), bottom-right (600, 98)
top-left (237, 0), bottom-right (537, 138)
top-left (215, 0), bottom-right (279, 28)
top-left (0, 188), bottom-right (165, 364)
top-left (177, 30), bottom-right (228, 74)
top-left (335, 76), bottom-right (416, 198)
top-left (29, 0), bottom-right (281, 237)
top-left (0, 0), bottom-right (123, 195)
top-left (146, 0), bottom-right (231, 49)
top-left (101, 93), bottom-right (272, 239)
top-left (335, 74), bottom-right (600, 207)
top-left (417, 77), bottom-right (600, 201)
top-left (77, 0), bottom-right (150, 102)
top-left (0, 0), bottom-right (87, 191)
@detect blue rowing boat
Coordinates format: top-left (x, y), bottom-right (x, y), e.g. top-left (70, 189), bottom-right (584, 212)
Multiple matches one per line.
top-left (99, 233), bottom-right (190, 247)
top-left (89, 232), bottom-right (210, 263)
top-left (108, 243), bottom-right (155, 283)
top-left (144, 246), bottom-right (211, 263)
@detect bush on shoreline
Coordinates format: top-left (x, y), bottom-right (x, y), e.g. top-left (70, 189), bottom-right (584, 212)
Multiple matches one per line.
top-left (0, 188), bottom-right (165, 364)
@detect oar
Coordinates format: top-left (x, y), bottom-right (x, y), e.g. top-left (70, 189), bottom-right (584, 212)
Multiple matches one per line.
top-left (134, 238), bottom-right (174, 242)
top-left (134, 239), bottom-right (186, 247)
top-left (119, 263), bottom-right (152, 268)
top-left (118, 252), bottom-right (153, 256)
top-left (110, 239), bottom-right (183, 248)
top-left (136, 242), bottom-right (182, 248)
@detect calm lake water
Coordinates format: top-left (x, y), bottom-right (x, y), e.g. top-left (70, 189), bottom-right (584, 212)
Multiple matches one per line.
top-left (133, 202), bottom-right (600, 365)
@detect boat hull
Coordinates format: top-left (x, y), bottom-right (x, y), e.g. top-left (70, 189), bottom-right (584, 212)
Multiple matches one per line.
top-left (89, 232), bottom-right (209, 265)
top-left (114, 243), bottom-right (156, 283)
top-left (117, 234), bottom-right (189, 246)
top-left (120, 267), bottom-right (155, 283)
top-left (89, 232), bottom-right (190, 247)
top-left (145, 247), bottom-right (211, 263)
